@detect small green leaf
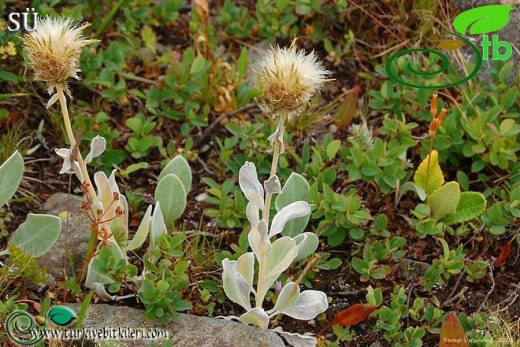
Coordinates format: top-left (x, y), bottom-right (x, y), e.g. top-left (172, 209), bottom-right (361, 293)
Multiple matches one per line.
top-left (0, 151), bottom-right (24, 208)
top-left (157, 279), bottom-right (169, 292)
top-left (10, 214), bottom-right (62, 257)
top-left (326, 140), bottom-right (342, 160)
top-left (453, 5), bottom-right (513, 35)
top-left (429, 182), bottom-right (461, 221)
top-left (48, 306), bottom-right (77, 326)
top-left (351, 257), bottom-right (368, 274)
top-left (456, 171), bottom-right (469, 191)
top-left (442, 192), bottom-right (487, 225)
top-left (190, 56), bottom-right (207, 75)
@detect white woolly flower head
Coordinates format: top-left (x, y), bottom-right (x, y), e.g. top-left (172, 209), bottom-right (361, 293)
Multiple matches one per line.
top-left (254, 38), bottom-right (330, 118)
top-left (22, 16), bottom-right (98, 98)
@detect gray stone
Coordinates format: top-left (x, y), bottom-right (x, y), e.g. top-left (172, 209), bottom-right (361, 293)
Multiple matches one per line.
top-left (39, 193), bottom-right (91, 282)
top-left (66, 304), bottom-right (286, 347)
top-left (395, 258), bottom-right (431, 282)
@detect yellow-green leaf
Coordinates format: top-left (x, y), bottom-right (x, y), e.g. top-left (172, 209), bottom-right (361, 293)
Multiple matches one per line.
top-left (442, 192), bottom-right (487, 225)
top-left (429, 182), bottom-right (460, 221)
top-left (414, 150), bottom-right (444, 195)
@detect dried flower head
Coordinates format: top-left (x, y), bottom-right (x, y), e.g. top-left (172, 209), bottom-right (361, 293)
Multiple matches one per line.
top-left (21, 16), bottom-right (98, 98)
top-left (254, 38), bottom-right (330, 118)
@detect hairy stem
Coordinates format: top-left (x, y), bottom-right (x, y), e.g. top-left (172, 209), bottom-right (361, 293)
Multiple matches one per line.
top-left (56, 86), bottom-right (97, 201)
top-left (262, 114), bottom-right (286, 222)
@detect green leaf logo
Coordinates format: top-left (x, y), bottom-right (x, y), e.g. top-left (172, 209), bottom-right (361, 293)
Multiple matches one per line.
top-left (453, 5), bottom-right (513, 35)
top-left (48, 306), bottom-right (76, 326)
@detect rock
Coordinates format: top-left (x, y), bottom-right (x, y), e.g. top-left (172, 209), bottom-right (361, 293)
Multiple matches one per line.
top-left (66, 304), bottom-right (285, 347)
top-left (395, 258), bottom-right (430, 282)
top-left (39, 193), bottom-right (91, 282)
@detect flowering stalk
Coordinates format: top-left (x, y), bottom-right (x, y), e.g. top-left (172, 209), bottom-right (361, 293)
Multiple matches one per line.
top-left (22, 16), bottom-right (99, 201)
top-left (56, 86), bottom-right (96, 201)
top-left (221, 38), bottom-right (330, 346)
top-left (255, 38), bottom-right (330, 221)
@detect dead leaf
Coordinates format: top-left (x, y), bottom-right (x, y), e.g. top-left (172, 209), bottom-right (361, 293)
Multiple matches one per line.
top-left (317, 303), bottom-right (378, 336)
top-left (439, 312), bottom-right (468, 347)
top-left (437, 40), bottom-right (465, 50)
top-left (193, 0), bottom-right (209, 20)
top-left (335, 86), bottom-right (360, 129)
top-left (494, 242), bottom-right (511, 267)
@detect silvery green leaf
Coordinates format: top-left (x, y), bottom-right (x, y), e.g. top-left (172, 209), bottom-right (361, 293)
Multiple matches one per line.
top-left (124, 204), bottom-right (152, 252)
top-left (248, 220), bottom-right (271, 260)
top-left (275, 290), bottom-right (328, 320)
top-left (90, 282), bottom-right (116, 300)
top-left (269, 201), bottom-right (311, 237)
top-left (273, 327), bottom-right (317, 347)
top-left (85, 257), bottom-right (114, 288)
top-left (84, 135), bottom-right (106, 163)
top-left (158, 155), bottom-right (192, 194)
top-left (264, 175), bottom-right (281, 194)
top-left (239, 308), bottom-right (269, 330)
top-left (155, 173), bottom-right (187, 226)
top-left (102, 238), bottom-right (125, 264)
top-left (239, 162), bottom-right (264, 209)
top-left (293, 232), bottom-right (319, 262)
top-left (275, 173), bottom-right (311, 237)
top-left (94, 171), bottom-right (113, 211)
top-left (110, 193), bottom-right (128, 247)
top-left (268, 126), bottom-right (285, 155)
top-left (10, 214), bottom-right (61, 257)
top-left (246, 202), bottom-right (259, 229)
top-left (151, 202), bottom-right (167, 241)
top-left (236, 252), bottom-right (255, 290)
top-left (91, 201), bottom-right (104, 221)
top-left (108, 169), bottom-right (121, 196)
top-left (257, 237), bottom-right (298, 303)
top-left (400, 181), bottom-right (426, 201)
top-left (222, 258), bottom-right (253, 311)
top-left (268, 281), bottom-right (300, 314)
top-left (55, 148), bottom-right (81, 180)
top-left (0, 150), bottom-right (23, 208)
top-left (47, 93), bottom-right (59, 109)
top-left (265, 237), bottom-right (298, 280)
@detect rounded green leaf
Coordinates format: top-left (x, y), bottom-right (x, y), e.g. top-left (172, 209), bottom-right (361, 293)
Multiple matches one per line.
top-left (158, 155), bottom-right (192, 194)
top-left (10, 214), bottom-right (61, 257)
top-left (155, 173), bottom-right (187, 226)
top-left (442, 192), bottom-right (487, 225)
top-left (48, 306), bottom-right (76, 326)
top-left (0, 151), bottom-right (24, 208)
top-left (453, 5), bottom-right (513, 35)
top-left (429, 182), bottom-right (461, 221)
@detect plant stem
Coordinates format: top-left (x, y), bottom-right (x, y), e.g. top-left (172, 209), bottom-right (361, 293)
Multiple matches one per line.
top-left (257, 114), bottom-right (286, 307)
top-left (262, 114), bottom-right (286, 222)
top-left (56, 86), bottom-right (97, 201)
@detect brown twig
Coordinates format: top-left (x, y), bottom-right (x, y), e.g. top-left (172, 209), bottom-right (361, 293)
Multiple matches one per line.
top-left (477, 264), bottom-right (496, 314)
top-left (441, 271), bottom-right (465, 308)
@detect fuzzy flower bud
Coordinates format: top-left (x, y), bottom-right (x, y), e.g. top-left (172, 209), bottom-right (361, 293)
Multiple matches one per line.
top-left (21, 16), bottom-right (98, 100)
top-left (254, 38), bottom-right (330, 118)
